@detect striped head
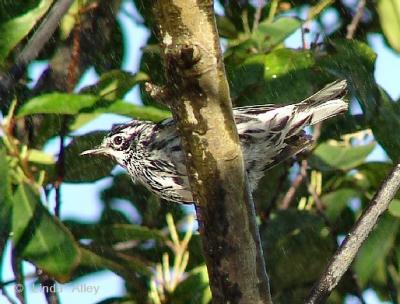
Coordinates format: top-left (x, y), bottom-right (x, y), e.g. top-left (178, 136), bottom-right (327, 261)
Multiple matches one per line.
top-left (81, 120), bottom-right (150, 168)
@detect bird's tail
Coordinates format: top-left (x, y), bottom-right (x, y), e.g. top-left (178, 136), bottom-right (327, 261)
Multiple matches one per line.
top-left (298, 80), bottom-right (348, 125)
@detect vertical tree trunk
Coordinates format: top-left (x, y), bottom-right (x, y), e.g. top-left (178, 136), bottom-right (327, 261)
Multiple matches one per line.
top-left (152, 1), bottom-right (272, 303)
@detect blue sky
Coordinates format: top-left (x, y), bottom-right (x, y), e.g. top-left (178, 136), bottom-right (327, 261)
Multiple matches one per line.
top-left (2, 1), bottom-right (400, 303)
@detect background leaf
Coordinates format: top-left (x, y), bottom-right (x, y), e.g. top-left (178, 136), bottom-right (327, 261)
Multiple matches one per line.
top-left (377, 0), bottom-right (400, 52)
top-left (310, 142), bottom-right (375, 171)
top-left (171, 265), bottom-right (212, 304)
top-left (0, 147), bottom-right (12, 278)
top-left (12, 183), bottom-right (80, 281)
top-left (353, 214), bottom-right (399, 285)
top-left (17, 93), bottom-right (100, 117)
top-left (0, 0), bottom-right (53, 64)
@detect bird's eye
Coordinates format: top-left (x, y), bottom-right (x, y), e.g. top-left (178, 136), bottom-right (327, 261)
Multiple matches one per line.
top-left (113, 136), bottom-right (123, 146)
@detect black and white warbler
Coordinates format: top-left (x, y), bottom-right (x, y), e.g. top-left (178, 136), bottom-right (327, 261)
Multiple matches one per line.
top-left (81, 80), bottom-right (348, 204)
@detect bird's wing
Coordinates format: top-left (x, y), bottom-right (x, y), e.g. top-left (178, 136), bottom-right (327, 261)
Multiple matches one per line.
top-left (145, 120), bottom-right (194, 204)
top-left (235, 80), bottom-right (348, 190)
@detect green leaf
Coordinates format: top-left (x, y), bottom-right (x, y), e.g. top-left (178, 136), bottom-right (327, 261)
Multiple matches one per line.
top-left (227, 48), bottom-right (331, 106)
top-left (0, 147), bottom-right (12, 277)
top-left (80, 70), bottom-right (149, 100)
top-left (368, 88), bottom-right (400, 160)
top-left (311, 142), bottom-right (375, 171)
top-left (79, 246), bottom-right (151, 277)
top-left (0, 0), bottom-right (53, 64)
top-left (59, 0), bottom-right (80, 40)
top-left (76, 246), bottom-right (151, 302)
top-left (70, 101), bottom-right (171, 130)
top-left (255, 17), bottom-right (302, 50)
top-left (64, 221), bottom-right (165, 244)
top-left (315, 39), bottom-right (400, 160)
top-left (318, 114), bottom-right (369, 142)
top-left (28, 114), bottom-right (64, 147)
top-left (28, 149), bottom-right (55, 164)
top-left (64, 131), bottom-right (115, 182)
top-left (0, 147), bottom-right (12, 231)
top-left (353, 214), bottom-right (399, 285)
top-left (315, 40), bottom-right (377, 112)
top-left (17, 93), bottom-right (100, 117)
top-left (322, 188), bottom-right (358, 221)
top-left (171, 265), bottom-right (211, 304)
top-left (377, 0), bottom-right (400, 52)
top-left (12, 183), bottom-right (80, 281)
top-left (261, 210), bottom-right (335, 290)
top-left (224, 17), bottom-right (302, 68)
top-left (69, 70), bottom-right (164, 129)
top-left (18, 93), bottom-right (170, 122)
top-left (356, 162), bottom-right (393, 190)
top-left (216, 15), bottom-right (238, 39)
top-left (102, 100), bottom-right (170, 121)
top-left (389, 199), bottom-right (400, 217)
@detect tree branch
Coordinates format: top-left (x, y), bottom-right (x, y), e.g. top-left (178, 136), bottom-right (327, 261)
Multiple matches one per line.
top-left (0, 0), bottom-right (74, 99)
top-left (346, 0), bottom-right (366, 39)
top-left (306, 160), bottom-right (400, 303)
top-left (253, 0), bottom-right (265, 30)
top-left (152, 1), bottom-right (272, 303)
top-left (280, 160), bottom-right (307, 209)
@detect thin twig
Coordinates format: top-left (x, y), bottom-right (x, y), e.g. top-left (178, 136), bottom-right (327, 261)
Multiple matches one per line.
top-left (0, 0), bottom-right (75, 99)
top-left (37, 270), bottom-right (59, 304)
top-left (304, 173), bottom-right (334, 228)
top-left (54, 0), bottom-right (82, 217)
top-left (42, 3), bottom-right (82, 304)
top-left (279, 122), bottom-right (323, 209)
top-left (54, 129), bottom-right (65, 218)
top-left (253, 0), bottom-right (265, 30)
top-left (43, 5), bottom-right (83, 304)
top-left (0, 273), bottom-right (37, 289)
top-left (11, 250), bottom-right (25, 304)
top-left (266, 0), bottom-right (278, 23)
top-left (346, 0), bottom-right (366, 39)
top-left (306, 160), bottom-right (400, 303)
top-left (280, 160), bottom-right (308, 209)
top-left (305, 176), bottom-right (324, 212)
top-left (301, 26), bottom-right (309, 49)
top-left (349, 270), bottom-right (367, 304)
top-left (262, 165), bottom-right (289, 220)
top-left (0, 285), bottom-right (17, 304)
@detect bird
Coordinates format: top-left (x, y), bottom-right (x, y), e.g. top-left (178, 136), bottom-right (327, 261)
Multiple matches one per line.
top-left (81, 80), bottom-right (348, 204)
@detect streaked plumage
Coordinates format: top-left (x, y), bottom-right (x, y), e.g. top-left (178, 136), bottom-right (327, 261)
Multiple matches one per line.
top-left (82, 80), bottom-right (348, 204)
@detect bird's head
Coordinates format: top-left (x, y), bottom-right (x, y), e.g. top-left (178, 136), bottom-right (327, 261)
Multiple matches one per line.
top-left (81, 121), bottom-right (143, 167)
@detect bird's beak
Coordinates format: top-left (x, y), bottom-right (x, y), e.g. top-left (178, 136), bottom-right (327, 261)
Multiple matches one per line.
top-left (80, 146), bottom-right (108, 156)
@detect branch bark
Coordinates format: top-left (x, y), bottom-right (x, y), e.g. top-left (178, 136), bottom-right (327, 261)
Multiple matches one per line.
top-left (306, 160), bottom-right (400, 303)
top-left (152, 1), bottom-right (272, 303)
